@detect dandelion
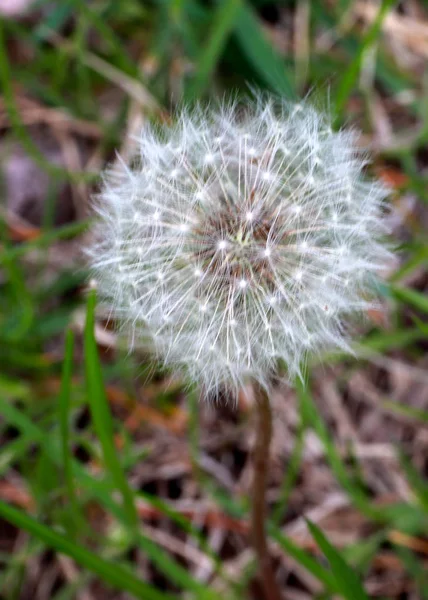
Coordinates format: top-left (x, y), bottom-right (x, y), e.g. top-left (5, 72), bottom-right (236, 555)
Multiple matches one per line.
top-left (89, 96), bottom-right (390, 395)
top-left (88, 96), bottom-right (391, 600)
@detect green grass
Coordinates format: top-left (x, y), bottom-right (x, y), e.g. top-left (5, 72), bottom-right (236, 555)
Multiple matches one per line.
top-left (84, 290), bottom-right (139, 528)
top-left (1, 0), bottom-right (428, 598)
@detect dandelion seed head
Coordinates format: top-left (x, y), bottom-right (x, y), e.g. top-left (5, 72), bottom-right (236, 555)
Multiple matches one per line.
top-left (89, 97), bottom-right (392, 395)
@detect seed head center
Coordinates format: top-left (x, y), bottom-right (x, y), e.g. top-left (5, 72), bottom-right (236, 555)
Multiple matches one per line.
top-left (190, 202), bottom-right (286, 292)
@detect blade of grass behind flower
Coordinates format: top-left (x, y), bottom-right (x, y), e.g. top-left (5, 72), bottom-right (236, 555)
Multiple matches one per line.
top-left (334, 0), bottom-right (396, 122)
top-left (233, 4), bottom-right (295, 99)
top-left (296, 378), bottom-right (378, 520)
top-left (0, 220), bottom-right (90, 263)
top-left (357, 328), bottom-right (427, 353)
top-left (342, 532), bottom-right (387, 573)
top-left (270, 529), bottom-right (339, 594)
top-left (271, 410), bottom-right (306, 527)
top-left (0, 22), bottom-right (94, 183)
top-left (307, 520), bottom-right (369, 600)
top-left (0, 501), bottom-right (174, 600)
top-left (58, 329), bottom-right (81, 536)
top-left (381, 399), bottom-right (428, 424)
top-left (83, 300), bottom-right (220, 596)
top-left (296, 379), bottom-right (427, 534)
top-left (389, 246), bottom-right (428, 282)
top-left (395, 546), bottom-right (428, 600)
top-left (83, 290), bottom-right (138, 528)
top-left (390, 285), bottom-right (428, 314)
top-left (0, 397), bottom-right (223, 596)
top-left (397, 450), bottom-right (428, 512)
top-left (186, 0), bottom-right (242, 98)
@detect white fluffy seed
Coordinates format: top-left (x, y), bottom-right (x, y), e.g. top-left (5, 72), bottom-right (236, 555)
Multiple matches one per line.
top-left (89, 96), bottom-right (391, 396)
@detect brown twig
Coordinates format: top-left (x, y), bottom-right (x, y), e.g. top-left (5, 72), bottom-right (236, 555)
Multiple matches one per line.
top-left (251, 383), bottom-right (282, 600)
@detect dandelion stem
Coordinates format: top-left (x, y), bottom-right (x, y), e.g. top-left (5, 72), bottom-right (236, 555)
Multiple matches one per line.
top-left (251, 383), bottom-right (282, 600)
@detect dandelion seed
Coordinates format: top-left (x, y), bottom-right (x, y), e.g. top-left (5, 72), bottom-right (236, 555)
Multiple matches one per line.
top-left (89, 96), bottom-right (392, 395)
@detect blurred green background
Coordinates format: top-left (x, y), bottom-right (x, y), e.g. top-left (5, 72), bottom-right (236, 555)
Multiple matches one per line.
top-left (1, 0), bottom-right (428, 598)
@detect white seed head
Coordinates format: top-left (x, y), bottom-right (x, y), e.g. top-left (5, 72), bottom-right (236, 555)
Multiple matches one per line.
top-left (89, 97), bottom-right (391, 395)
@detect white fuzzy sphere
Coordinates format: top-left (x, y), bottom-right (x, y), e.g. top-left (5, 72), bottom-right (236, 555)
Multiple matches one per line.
top-left (90, 98), bottom-right (391, 394)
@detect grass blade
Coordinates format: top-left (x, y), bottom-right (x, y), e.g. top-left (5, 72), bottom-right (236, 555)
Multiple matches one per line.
top-left (83, 296), bottom-right (218, 595)
top-left (398, 450), bottom-right (428, 512)
top-left (0, 220), bottom-right (90, 263)
top-left (271, 413), bottom-right (306, 527)
top-left (58, 329), bottom-right (81, 536)
top-left (307, 520), bottom-right (369, 600)
top-left (0, 21), bottom-right (95, 183)
top-left (334, 0), bottom-right (396, 121)
top-left (0, 399), bottom-right (224, 594)
top-left (0, 501), bottom-right (174, 600)
top-left (186, 0), bottom-right (242, 98)
top-left (389, 246), bottom-right (428, 283)
top-left (381, 399), bottom-right (428, 424)
top-left (343, 532), bottom-right (386, 572)
top-left (396, 546), bottom-right (428, 600)
top-left (233, 4), bottom-right (295, 99)
top-left (295, 380), bottom-right (424, 534)
top-left (84, 289), bottom-right (138, 528)
top-left (390, 285), bottom-right (428, 314)
top-left (270, 529), bottom-right (339, 593)
top-left (356, 328), bottom-right (427, 354)
top-left (296, 378), bottom-right (378, 520)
